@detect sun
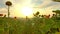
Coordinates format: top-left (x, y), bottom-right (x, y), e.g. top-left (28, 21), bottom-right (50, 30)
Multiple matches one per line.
top-left (21, 6), bottom-right (33, 16)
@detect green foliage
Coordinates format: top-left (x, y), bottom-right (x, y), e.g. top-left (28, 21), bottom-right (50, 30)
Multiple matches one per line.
top-left (53, 10), bottom-right (60, 14)
top-left (0, 17), bottom-right (60, 34)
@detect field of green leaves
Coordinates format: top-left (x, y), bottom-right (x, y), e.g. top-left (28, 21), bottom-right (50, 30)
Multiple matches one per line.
top-left (0, 16), bottom-right (60, 34)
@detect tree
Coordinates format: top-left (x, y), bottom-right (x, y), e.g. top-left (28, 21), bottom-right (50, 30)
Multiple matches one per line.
top-left (53, 10), bottom-right (60, 14)
top-left (5, 1), bottom-right (12, 17)
top-left (53, 10), bottom-right (60, 18)
top-left (52, 0), bottom-right (60, 18)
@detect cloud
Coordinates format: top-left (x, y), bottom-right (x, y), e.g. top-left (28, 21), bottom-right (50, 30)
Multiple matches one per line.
top-left (46, 4), bottom-right (60, 10)
top-left (0, 7), bottom-right (15, 17)
top-left (38, 0), bottom-right (52, 8)
top-left (0, 8), bottom-right (7, 13)
top-left (33, 0), bottom-right (60, 10)
top-left (41, 4), bottom-right (60, 16)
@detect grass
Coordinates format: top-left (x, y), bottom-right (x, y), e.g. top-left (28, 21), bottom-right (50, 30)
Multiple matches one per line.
top-left (0, 17), bottom-right (60, 34)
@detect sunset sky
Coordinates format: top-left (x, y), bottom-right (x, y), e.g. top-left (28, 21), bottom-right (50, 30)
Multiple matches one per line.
top-left (0, 0), bottom-right (60, 18)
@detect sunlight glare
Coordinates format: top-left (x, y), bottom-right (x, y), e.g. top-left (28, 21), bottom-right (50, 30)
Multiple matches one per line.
top-left (21, 6), bottom-right (33, 16)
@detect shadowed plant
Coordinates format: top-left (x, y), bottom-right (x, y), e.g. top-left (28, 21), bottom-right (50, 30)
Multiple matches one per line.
top-left (5, 1), bottom-right (12, 17)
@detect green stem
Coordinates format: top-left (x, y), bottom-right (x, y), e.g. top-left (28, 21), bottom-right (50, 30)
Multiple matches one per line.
top-left (8, 6), bottom-right (10, 18)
